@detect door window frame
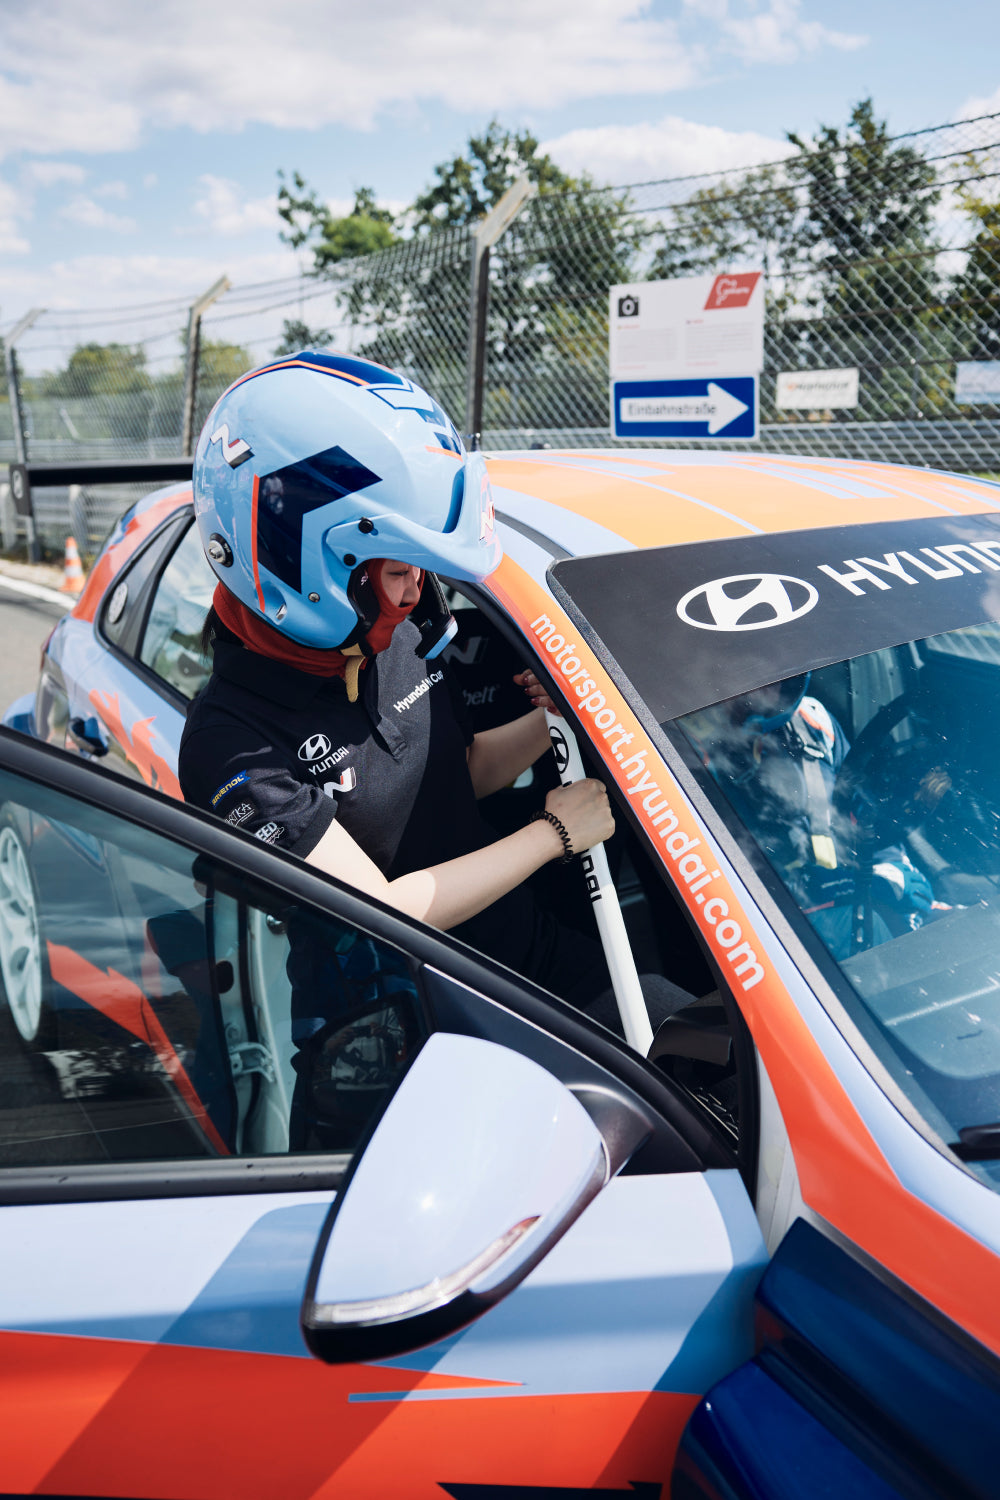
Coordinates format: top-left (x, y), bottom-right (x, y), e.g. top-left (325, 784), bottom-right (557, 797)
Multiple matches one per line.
top-left (0, 726), bottom-right (729, 1206)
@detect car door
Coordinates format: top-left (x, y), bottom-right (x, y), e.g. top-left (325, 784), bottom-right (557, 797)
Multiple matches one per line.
top-left (0, 726), bottom-right (767, 1500)
top-left (40, 506), bottom-right (211, 795)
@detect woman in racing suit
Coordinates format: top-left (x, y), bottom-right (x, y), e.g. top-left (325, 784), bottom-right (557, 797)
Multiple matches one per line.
top-left (180, 351), bottom-right (690, 1047)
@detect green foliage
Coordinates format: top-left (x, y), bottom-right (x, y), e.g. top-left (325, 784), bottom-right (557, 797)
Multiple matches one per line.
top-left (197, 338), bottom-right (251, 385)
top-left (42, 342), bottom-right (150, 398)
top-left (652, 162), bottom-right (800, 283)
top-left (410, 120), bottom-right (577, 231)
top-left (277, 175), bottom-right (397, 270)
top-left (788, 99), bottom-right (940, 270)
top-left (274, 317), bottom-right (334, 356)
top-left (952, 165), bottom-right (1000, 364)
top-left (277, 120), bottom-right (645, 427)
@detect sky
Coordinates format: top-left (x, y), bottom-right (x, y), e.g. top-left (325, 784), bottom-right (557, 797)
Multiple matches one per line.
top-left (1, 0), bottom-right (999, 347)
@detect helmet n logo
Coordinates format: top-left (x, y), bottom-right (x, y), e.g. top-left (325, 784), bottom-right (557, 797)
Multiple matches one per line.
top-left (298, 733), bottom-right (332, 761)
top-left (210, 424), bottom-right (253, 469)
top-left (677, 573), bottom-right (818, 632)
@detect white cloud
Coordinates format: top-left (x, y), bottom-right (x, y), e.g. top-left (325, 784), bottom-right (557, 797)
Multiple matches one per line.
top-left (0, 1), bottom-right (870, 162)
top-left (23, 159), bottom-right (86, 186)
top-left (58, 195), bottom-right (137, 232)
top-left (1, 247), bottom-right (322, 369)
top-left (683, 0), bottom-right (866, 64)
top-left (0, 176), bottom-right (29, 253)
top-left (4, 248), bottom-right (298, 308)
top-left (0, 0), bottom-right (697, 158)
top-left (542, 115), bottom-right (794, 185)
top-left (192, 175), bottom-right (279, 236)
top-left (959, 86), bottom-right (1000, 120)
top-left (95, 179), bottom-right (129, 199)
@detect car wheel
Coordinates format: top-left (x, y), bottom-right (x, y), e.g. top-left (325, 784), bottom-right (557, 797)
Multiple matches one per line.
top-left (0, 816), bottom-right (54, 1048)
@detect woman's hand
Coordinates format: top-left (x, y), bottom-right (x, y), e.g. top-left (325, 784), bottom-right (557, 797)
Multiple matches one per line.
top-left (514, 668), bottom-right (560, 716)
top-left (544, 778), bottom-right (614, 856)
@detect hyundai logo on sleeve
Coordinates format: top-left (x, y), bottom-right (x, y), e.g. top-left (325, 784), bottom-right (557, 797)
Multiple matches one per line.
top-left (677, 573), bottom-right (819, 632)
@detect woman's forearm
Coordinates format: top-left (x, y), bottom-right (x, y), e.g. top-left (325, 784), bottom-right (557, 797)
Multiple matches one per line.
top-left (306, 813), bottom-right (563, 928)
top-left (466, 712), bottom-right (551, 798)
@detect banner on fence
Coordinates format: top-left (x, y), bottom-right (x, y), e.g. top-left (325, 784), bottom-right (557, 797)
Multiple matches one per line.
top-left (955, 362), bottom-right (1000, 406)
top-left (608, 270), bottom-right (764, 383)
top-left (776, 368), bottom-right (860, 410)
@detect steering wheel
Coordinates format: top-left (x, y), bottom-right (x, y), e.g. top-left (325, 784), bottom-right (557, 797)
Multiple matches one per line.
top-left (832, 688), bottom-right (948, 838)
top-left (829, 690), bottom-right (946, 955)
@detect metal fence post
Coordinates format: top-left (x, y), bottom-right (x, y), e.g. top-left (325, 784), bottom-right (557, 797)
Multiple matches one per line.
top-left (0, 484), bottom-right (14, 551)
top-left (4, 308), bottom-right (44, 560)
top-left (181, 275), bottom-right (230, 455)
top-left (464, 176), bottom-right (536, 447)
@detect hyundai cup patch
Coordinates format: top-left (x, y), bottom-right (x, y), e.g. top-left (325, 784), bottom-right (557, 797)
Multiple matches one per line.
top-left (211, 771), bottom-right (250, 807)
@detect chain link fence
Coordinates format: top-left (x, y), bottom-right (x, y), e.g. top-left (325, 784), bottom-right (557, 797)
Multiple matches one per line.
top-left (4, 108), bottom-right (1000, 553)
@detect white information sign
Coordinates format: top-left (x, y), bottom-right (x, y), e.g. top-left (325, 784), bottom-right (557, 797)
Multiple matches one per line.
top-left (955, 361), bottom-right (1000, 405)
top-left (609, 270), bottom-right (764, 381)
top-left (775, 368), bottom-right (859, 410)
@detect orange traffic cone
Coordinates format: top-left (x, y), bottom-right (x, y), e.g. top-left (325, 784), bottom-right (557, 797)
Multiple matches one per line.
top-left (59, 535), bottom-right (85, 594)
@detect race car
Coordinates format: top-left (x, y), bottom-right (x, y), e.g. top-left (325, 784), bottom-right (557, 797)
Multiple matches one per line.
top-left (4, 445), bottom-right (1000, 1499)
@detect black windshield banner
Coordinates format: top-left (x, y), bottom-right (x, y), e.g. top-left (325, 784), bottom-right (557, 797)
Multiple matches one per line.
top-left (550, 512), bottom-right (1000, 722)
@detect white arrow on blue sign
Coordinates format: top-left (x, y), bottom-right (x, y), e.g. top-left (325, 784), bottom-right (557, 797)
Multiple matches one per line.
top-left (611, 375), bottom-right (758, 440)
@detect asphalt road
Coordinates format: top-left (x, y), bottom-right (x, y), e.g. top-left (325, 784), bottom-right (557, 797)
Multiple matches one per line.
top-left (0, 586), bottom-right (68, 715)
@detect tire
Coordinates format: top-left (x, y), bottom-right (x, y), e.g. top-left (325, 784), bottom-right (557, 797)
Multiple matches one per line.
top-left (0, 815), bottom-right (54, 1048)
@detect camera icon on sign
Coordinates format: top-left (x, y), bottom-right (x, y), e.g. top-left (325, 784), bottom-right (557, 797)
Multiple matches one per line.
top-left (617, 295), bottom-right (640, 318)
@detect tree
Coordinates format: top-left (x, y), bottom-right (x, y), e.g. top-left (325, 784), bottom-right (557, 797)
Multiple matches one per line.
top-left (197, 338), bottom-right (251, 387)
top-left (409, 120), bottom-right (575, 231)
top-left (952, 167), bottom-right (1000, 366)
top-left (357, 122), bottom-right (646, 428)
top-left (274, 317), bottom-right (333, 356)
top-left (785, 99), bottom-right (944, 419)
top-left (277, 177), bottom-right (397, 271)
top-left (42, 342), bottom-right (150, 398)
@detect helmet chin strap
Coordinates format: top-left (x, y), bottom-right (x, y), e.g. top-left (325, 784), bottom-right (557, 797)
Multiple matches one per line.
top-left (411, 572), bottom-right (459, 660)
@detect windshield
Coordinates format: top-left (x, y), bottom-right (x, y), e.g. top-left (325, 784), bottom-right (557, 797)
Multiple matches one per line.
top-left (670, 623), bottom-right (1000, 1182)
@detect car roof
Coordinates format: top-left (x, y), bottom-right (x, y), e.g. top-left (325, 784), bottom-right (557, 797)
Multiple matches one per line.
top-left (482, 449), bottom-right (1000, 559)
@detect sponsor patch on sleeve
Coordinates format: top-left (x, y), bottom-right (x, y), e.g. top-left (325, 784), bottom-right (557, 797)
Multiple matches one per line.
top-left (226, 801), bottom-right (255, 828)
top-left (254, 822), bottom-right (284, 845)
top-left (211, 770), bottom-right (250, 807)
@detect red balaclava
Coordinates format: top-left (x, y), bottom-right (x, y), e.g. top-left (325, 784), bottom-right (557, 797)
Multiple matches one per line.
top-left (212, 560), bottom-right (424, 700)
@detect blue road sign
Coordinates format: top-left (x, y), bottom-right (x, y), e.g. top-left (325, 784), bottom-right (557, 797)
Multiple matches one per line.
top-left (611, 375), bottom-right (758, 440)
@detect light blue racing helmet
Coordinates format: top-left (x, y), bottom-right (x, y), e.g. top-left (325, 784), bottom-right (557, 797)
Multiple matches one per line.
top-left (193, 351), bottom-right (501, 651)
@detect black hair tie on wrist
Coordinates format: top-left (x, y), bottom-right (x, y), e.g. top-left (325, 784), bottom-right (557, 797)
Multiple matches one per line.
top-left (532, 808), bottom-right (575, 864)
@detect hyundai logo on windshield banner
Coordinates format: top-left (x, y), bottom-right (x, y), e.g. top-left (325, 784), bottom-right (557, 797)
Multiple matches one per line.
top-left (550, 512), bottom-right (1000, 723)
top-left (677, 573), bottom-right (819, 632)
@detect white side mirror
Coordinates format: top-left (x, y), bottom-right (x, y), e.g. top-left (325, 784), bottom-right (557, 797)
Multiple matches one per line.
top-left (302, 1032), bottom-right (645, 1362)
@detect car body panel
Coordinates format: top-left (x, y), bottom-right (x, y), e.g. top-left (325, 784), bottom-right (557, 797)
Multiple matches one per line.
top-left (0, 1172), bottom-right (765, 1495)
top-left (7, 451), bottom-right (1000, 1494)
top-left (0, 728), bottom-right (766, 1497)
